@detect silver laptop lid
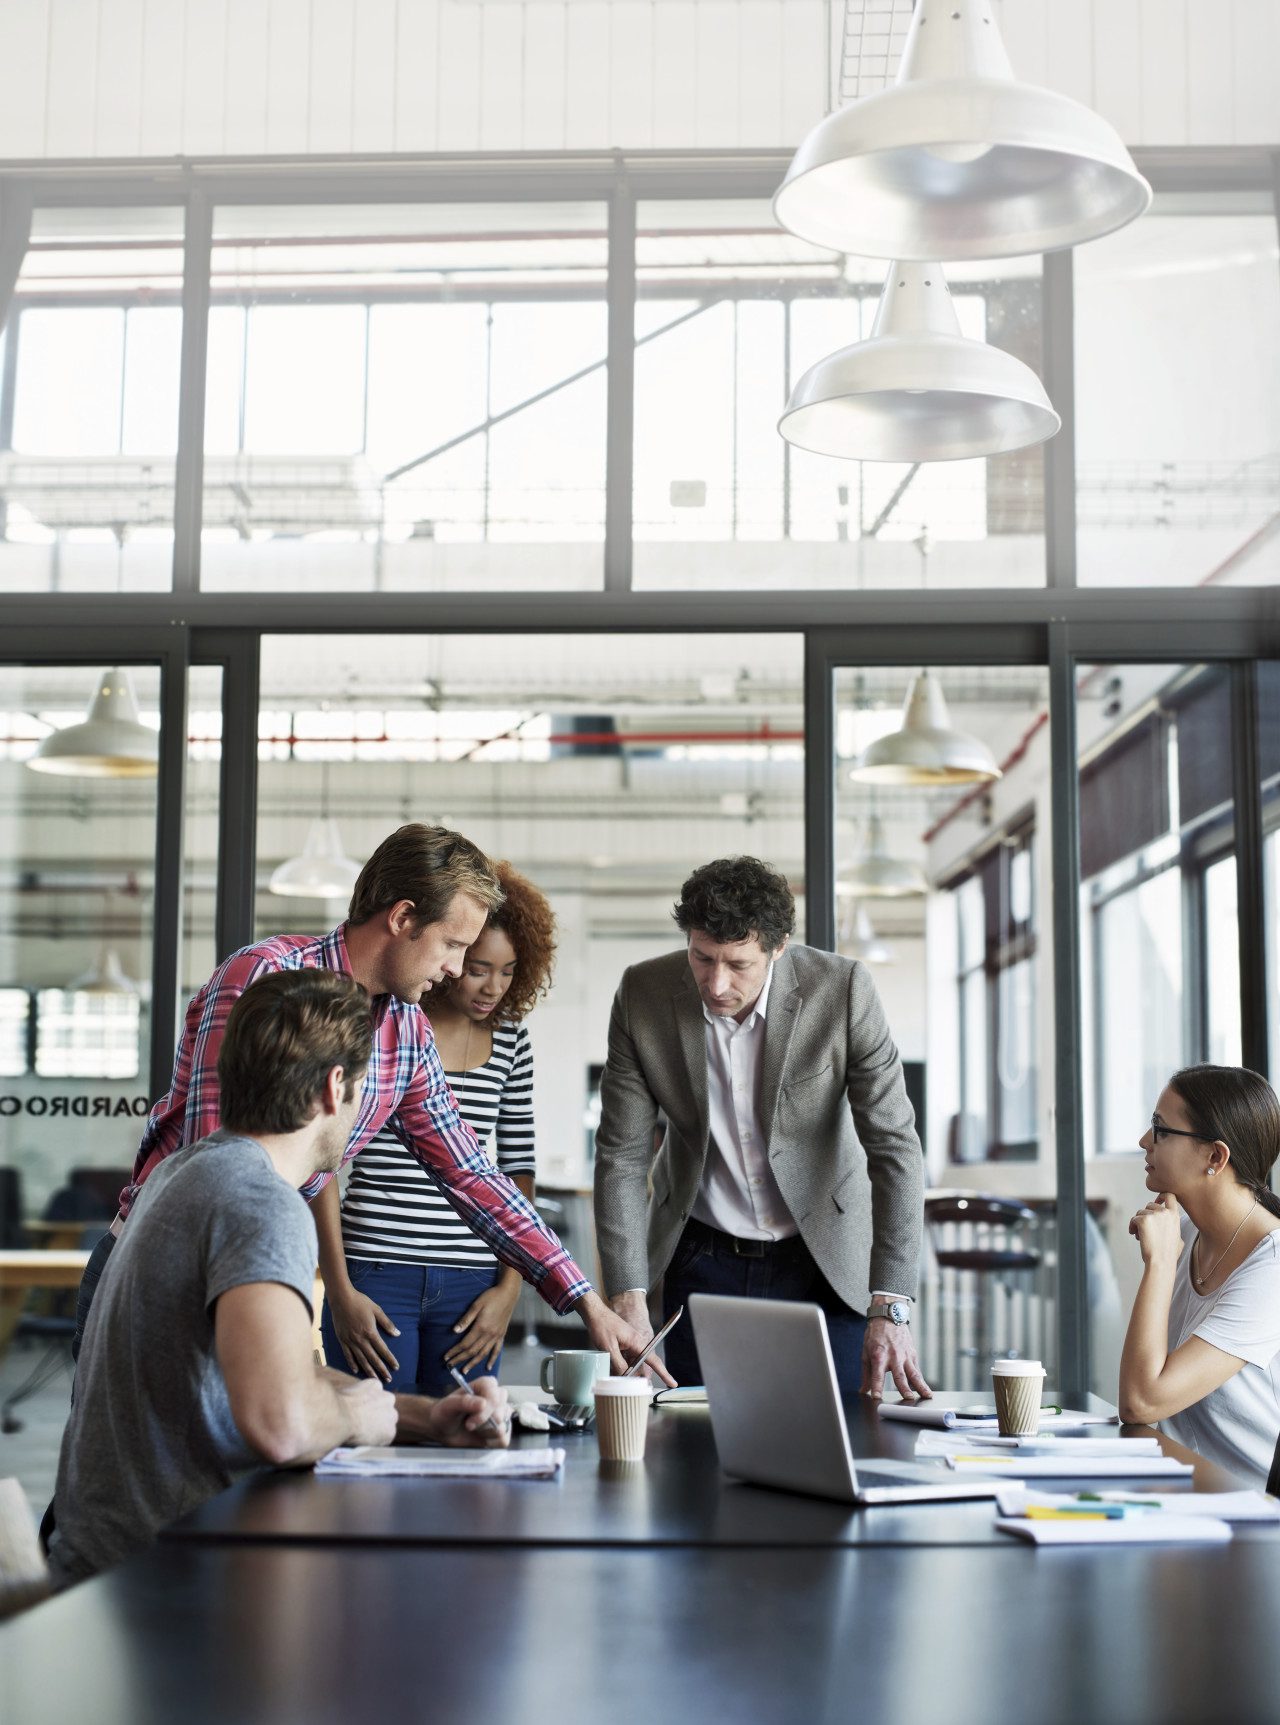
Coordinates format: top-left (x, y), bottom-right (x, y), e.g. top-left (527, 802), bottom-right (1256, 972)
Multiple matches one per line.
top-left (690, 1293), bottom-right (860, 1503)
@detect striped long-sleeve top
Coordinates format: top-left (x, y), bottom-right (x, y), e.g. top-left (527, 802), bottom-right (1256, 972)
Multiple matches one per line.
top-left (340, 1020), bottom-right (536, 1267)
top-left (120, 926), bottom-right (587, 1312)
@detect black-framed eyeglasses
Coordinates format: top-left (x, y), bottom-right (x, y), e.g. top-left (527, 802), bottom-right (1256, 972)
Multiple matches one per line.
top-left (1149, 1116), bottom-right (1208, 1144)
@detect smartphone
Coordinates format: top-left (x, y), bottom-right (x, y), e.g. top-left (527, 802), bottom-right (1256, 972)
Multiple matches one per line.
top-left (621, 1305), bottom-right (684, 1378)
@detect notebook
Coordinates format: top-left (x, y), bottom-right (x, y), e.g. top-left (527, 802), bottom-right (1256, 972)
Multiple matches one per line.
top-left (689, 1293), bottom-right (1003, 1506)
top-left (315, 1446), bottom-right (565, 1478)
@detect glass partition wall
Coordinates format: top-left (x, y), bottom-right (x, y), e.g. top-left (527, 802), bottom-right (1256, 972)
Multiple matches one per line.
top-left (0, 153), bottom-right (1274, 1405)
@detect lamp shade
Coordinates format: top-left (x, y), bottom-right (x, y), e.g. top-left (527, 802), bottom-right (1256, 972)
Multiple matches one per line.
top-left (779, 263), bottom-right (1059, 462)
top-left (851, 672), bottom-right (1002, 786)
top-left (69, 947), bottom-right (138, 996)
top-left (837, 816), bottom-right (927, 898)
top-left (773, 0), bottom-right (1151, 260)
top-left (27, 668), bottom-right (159, 779)
top-left (845, 904), bottom-right (894, 965)
top-left (268, 818), bottom-right (363, 900)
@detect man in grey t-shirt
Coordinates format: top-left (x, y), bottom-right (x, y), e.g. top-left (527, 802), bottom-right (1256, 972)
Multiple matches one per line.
top-left (48, 970), bottom-right (510, 1587)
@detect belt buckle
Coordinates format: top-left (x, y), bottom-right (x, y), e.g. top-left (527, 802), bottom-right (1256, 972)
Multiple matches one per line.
top-left (732, 1236), bottom-right (767, 1258)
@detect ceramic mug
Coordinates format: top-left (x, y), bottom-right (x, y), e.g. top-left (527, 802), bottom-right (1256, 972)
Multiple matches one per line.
top-left (540, 1350), bottom-right (611, 1404)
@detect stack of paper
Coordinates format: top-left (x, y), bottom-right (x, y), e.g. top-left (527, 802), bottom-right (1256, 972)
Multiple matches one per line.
top-left (993, 1486), bottom-right (1233, 1544)
top-left (998, 1486), bottom-right (1280, 1522)
top-left (914, 1432), bottom-right (1193, 1478)
top-left (316, 1446), bottom-right (565, 1479)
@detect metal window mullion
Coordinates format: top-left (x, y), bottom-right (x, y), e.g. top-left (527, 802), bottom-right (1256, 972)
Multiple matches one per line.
top-left (1041, 250), bottom-right (1077, 590)
top-left (173, 190), bottom-right (213, 595)
top-left (199, 629), bottom-right (262, 963)
top-left (803, 633), bottom-right (836, 951)
top-left (1231, 660), bottom-right (1269, 1076)
top-left (605, 173), bottom-right (636, 593)
top-left (149, 631), bottom-right (191, 1099)
top-left (1048, 623), bottom-right (1089, 1400)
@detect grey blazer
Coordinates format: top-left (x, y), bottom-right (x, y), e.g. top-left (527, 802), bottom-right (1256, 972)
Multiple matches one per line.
top-left (592, 943), bottom-right (924, 1314)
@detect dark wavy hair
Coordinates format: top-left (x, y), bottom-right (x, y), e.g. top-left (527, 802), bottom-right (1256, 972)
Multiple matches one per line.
top-left (672, 857), bottom-right (796, 953)
top-left (1167, 1065), bottom-right (1280, 1218)
top-left (433, 861), bottom-right (556, 1025)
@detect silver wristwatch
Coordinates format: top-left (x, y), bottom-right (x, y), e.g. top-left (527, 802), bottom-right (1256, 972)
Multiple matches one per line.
top-left (868, 1299), bottom-right (911, 1326)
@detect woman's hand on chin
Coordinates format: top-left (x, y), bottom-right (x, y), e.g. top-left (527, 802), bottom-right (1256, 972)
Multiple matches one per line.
top-left (1128, 1191), bottom-right (1184, 1267)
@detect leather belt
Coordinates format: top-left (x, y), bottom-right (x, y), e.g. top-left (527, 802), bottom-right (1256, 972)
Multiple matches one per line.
top-left (683, 1216), bottom-right (805, 1259)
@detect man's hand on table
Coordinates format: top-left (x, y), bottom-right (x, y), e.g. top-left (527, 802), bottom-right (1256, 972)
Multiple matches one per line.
top-left (326, 1282), bottom-right (401, 1383)
top-left (577, 1290), bottom-right (677, 1387)
top-left (337, 1375), bottom-right (400, 1447)
top-left (861, 1319), bottom-right (932, 1401)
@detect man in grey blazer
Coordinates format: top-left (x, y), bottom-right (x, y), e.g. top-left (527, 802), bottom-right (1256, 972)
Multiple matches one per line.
top-left (593, 856), bottom-right (930, 1399)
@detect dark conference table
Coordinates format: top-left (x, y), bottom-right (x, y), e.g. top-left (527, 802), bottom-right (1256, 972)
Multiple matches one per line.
top-left (5, 1537), bottom-right (1280, 1725)
top-left (163, 1391), bottom-right (1263, 1552)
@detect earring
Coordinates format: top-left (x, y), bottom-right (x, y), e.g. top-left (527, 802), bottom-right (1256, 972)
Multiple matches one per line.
top-left (1208, 1168), bottom-right (1216, 1177)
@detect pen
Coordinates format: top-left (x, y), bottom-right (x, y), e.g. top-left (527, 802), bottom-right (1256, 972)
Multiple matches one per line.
top-left (1024, 1507), bottom-right (1112, 1521)
top-left (448, 1365), bottom-right (507, 1434)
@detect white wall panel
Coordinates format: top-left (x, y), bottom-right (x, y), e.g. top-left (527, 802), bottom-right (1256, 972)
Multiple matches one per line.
top-left (610, 1), bottom-right (655, 147)
top-left (1232, 0), bottom-right (1280, 141)
top-left (0, 0), bottom-right (49, 159)
top-left (521, 1), bottom-right (568, 148)
top-left (94, 0), bottom-right (145, 156)
top-left (43, 0), bottom-right (99, 158)
top-left (394, 0), bottom-right (441, 152)
top-left (651, 1), bottom-right (698, 143)
top-left (738, 0), bottom-right (785, 146)
top-left (479, 0), bottom-right (525, 149)
top-left (223, 0), bottom-right (270, 157)
top-left (564, 2), bottom-right (611, 146)
top-left (352, 0), bottom-right (398, 151)
top-left (183, 0), bottom-right (229, 156)
top-left (437, 0), bottom-right (483, 150)
top-left (264, 0), bottom-right (311, 155)
top-left (1138, 0), bottom-right (1188, 146)
top-left (308, 0), bottom-right (357, 153)
top-left (0, 0), bottom-right (1275, 162)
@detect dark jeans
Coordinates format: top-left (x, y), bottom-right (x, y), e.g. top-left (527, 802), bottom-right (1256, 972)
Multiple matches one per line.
top-left (71, 1229), bottom-right (117, 1362)
top-left (321, 1259), bottom-right (505, 1397)
top-left (662, 1219), bottom-right (867, 1398)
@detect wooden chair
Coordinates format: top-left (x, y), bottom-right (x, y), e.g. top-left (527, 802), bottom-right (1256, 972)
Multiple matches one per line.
top-left (0, 1477), bottom-right (50, 1617)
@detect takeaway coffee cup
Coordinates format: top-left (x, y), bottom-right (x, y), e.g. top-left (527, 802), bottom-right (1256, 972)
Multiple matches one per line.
top-left (991, 1359), bottom-right (1046, 1436)
top-left (539, 1350), bottom-right (610, 1406)
top-left (593, 1378), bottom-right (653, 1462)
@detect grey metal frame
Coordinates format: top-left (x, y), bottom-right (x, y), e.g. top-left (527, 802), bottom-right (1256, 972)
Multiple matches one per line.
top-left (0, 146), bottom-right (1277, 1402)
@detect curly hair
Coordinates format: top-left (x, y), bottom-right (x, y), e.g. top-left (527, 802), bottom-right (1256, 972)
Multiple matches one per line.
top-left (673, 856), bottom-right (796, 953)
top-left (434, 861), bottom-right (556, 1024)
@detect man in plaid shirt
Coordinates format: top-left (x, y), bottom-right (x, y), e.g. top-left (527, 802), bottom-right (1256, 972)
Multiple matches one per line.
top-left (75, 823), bottom-right (663, 1383)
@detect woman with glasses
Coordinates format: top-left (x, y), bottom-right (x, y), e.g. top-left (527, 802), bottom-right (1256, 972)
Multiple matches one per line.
top-left (321, 862), bottom-right (556, 1396)
top-left (1120, 1064), bottom-right (1280, 1485)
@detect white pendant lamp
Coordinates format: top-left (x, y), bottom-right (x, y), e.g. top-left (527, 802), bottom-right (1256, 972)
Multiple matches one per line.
top-left (837, 815), bottom-right (927, 897)
top-left (26, 668), bottom-right (159, 779)
top-left (779, 263), bottom-right (1059, 462)
top-left (70, 947), bottom-right (138, 996)
top-left (268, 817), bottom-right (363, 900)
top-left (851, 671), bottom-right (1002, 786)
top-left (774, 0), bottom-right (1151, 260)
top-left (845, 903), bottom-right (894, 965)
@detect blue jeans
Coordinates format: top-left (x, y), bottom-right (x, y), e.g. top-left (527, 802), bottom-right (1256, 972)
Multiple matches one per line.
top-left (321, 1259), bottom-right (504, 1397)
top-left (661, 1221), bottom-right (867, 1399)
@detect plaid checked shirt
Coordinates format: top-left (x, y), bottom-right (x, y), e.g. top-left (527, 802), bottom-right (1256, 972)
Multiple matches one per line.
top-left (120, 925), bottom-right (590, 1313)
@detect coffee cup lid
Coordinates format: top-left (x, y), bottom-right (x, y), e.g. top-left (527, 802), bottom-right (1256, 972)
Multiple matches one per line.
top-left (593, 1377), bottom-right (654, 1398)
top-left (991, 1359), bottom-right (1045, 1375)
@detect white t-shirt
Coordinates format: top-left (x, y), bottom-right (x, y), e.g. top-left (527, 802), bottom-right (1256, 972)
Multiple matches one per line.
top-left (1161, 1213), bottom-right (1280, 1487)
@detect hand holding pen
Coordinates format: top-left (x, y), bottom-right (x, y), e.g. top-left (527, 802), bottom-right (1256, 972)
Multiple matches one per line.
top-left (447, 1365), bottom-right (512, 1440)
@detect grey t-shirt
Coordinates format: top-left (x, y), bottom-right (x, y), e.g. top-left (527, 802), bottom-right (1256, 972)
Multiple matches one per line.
top-left (48, 1131), bottom-right (317, 1586)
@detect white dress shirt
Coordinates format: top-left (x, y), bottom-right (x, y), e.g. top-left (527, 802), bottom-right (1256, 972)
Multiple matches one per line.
top-left (689, 965), bottom-right (799, 1242)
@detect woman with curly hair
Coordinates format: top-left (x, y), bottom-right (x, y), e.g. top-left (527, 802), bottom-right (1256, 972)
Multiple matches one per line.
top-left (321, 862), bottom-right (556, 1395)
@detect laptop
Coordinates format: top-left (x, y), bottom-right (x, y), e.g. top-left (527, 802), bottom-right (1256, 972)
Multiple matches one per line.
top-left (690, 1293), bottom-right (1002, 1506)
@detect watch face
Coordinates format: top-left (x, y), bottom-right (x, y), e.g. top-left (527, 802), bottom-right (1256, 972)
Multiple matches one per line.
top-left (889, 1301), bottom-right (909, 1325)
